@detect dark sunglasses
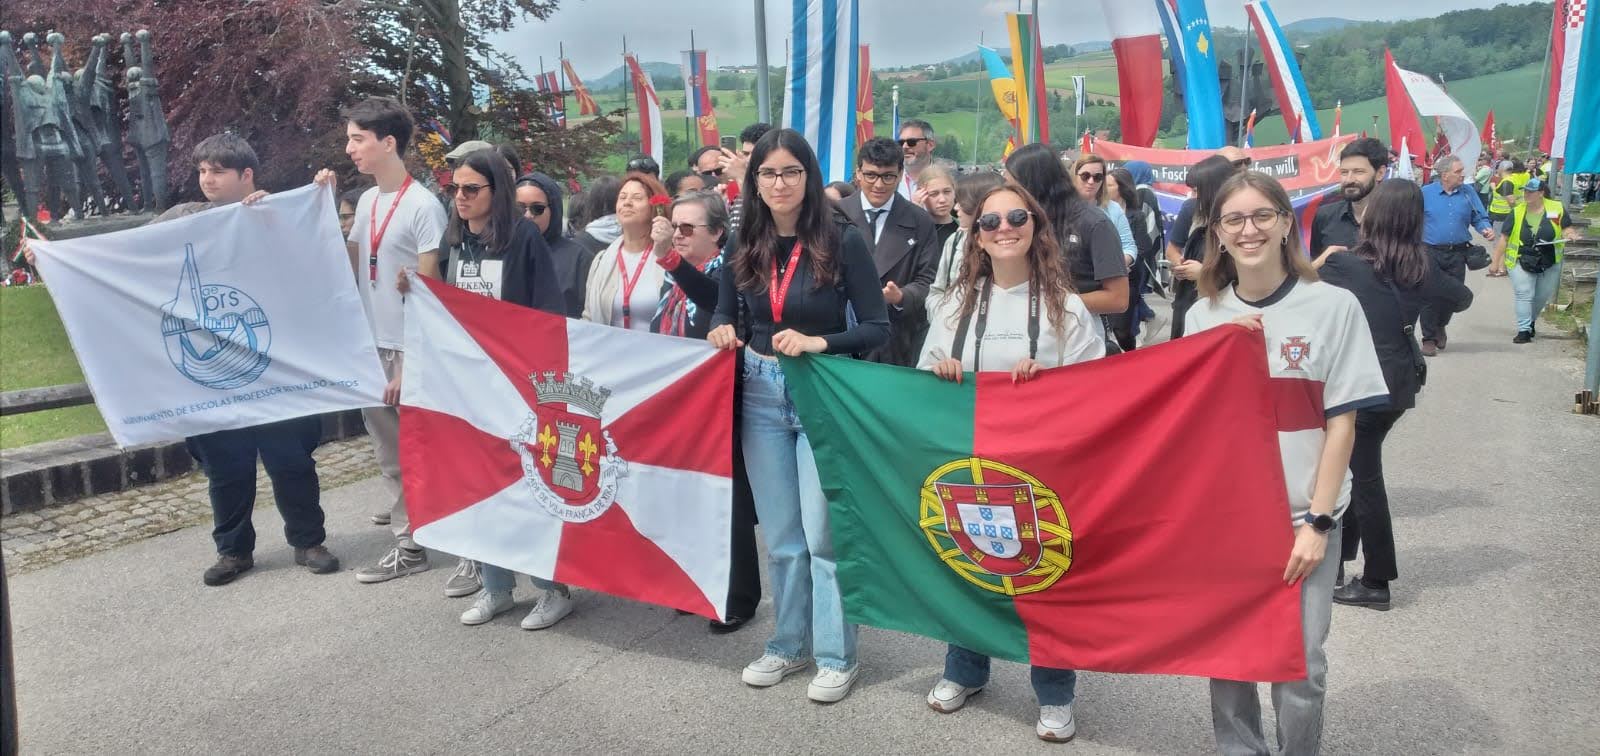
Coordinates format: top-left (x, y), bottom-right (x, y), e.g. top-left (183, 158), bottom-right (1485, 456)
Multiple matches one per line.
top-left (519, 202), bottom-right (548, 216)
top-left (442, 183), bottom-right (489, 199)
top-left (626, 159), bottom-right (658, 172)
top-left (976, 209), bottom-right (1034, 232)
top-left (702, 167), bottom-right (725, 177)
top-left (673, 223), bottom-right (708, 236)
top-left (898, 138), bottom-right (927, 148)
top-left (1077, 171), bottom-right (1105, 183)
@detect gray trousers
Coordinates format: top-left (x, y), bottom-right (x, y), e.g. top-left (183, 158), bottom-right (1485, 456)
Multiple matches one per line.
top-left (361, 348), bottom-right (414, 549)
top-left (1210, 526), bottom-right (1341, 756)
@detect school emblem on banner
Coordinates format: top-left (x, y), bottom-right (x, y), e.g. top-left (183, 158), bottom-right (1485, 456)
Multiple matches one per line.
top-left (510, 371), bottom-right (627, 523)
top-left (161, 244), bottom-right (272, 390)
top-left (920, 458), bottom-right (1072, 596)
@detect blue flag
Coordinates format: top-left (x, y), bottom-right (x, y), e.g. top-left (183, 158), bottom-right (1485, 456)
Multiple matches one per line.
top-left (1168, 0), bottom-right (1226, 150)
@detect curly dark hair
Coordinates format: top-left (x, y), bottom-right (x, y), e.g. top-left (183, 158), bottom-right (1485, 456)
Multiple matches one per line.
top-left (950, 182), bottom-right (1077, 339)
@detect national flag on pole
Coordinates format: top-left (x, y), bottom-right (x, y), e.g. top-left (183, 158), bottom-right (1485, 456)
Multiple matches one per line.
top-left (978, 45), bottom-right (1021, 157)
top-left (535, 71), bottom-right (558, 94)
top-left (1005, 12), bottom-right (1050, 145)
top-left (1081, 129), bottom-right (1094, 155)
top-left (681, 48), bottom-right (720, 148)
top-left (625, 53), bottom-right (664, 167)
top-left (1548, 0), bottom-right (1591, 162)
top-left (780, 326), bottom-right (1306, 681)
top-left (1384, 49), bottom-right (1429, 172)
top-left (1072, 75), bottom-right (1087, 117)
top-left (783, 0), bottom-right (860, 183)
top-left (1390, 55), bottom-right (1481, 171)
top-left (1243, 108), bottom-right (1258, 147)
top-left (1560, 0), bottom-right (1598, 171)
top-left (400, 274), bottom-right (736, 620)
top-left (1245, 0), bottom-right (1322, 144)
top-left (26, 185), bottom-right (386, 446)
top-left (1161, 0), bottom-right (1227, 149)
top-left (856, 45), bottom-right (874, 145)
top-left (562, 58), bottom-right (600, 116)
top-left (1326, 100), bottom-right (1343, 162)
top-left (1481, 109), bottom-right (1500, 158)
top-left (1541, 0), bottom-right (1570, 155)
top-left (1099, 0), bottom-right (1164, 147)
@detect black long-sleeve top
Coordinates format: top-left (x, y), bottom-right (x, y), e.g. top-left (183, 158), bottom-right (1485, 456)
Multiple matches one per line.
top-left (710, 226), bottom-right (891, 357)
top-left (651, 252), bottom-right (723, 339)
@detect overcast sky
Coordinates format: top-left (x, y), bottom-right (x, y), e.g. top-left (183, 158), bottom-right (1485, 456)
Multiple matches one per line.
top-left (493, 0), bottom-right (1522, 80)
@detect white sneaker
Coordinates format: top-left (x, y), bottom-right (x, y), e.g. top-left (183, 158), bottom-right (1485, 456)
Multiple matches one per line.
top-left (442, 558), bottom-right (482, 598)
top-left (807, 665), bottom-right (860, 703)
top-left (927, 678), bottom-right (981, 713)
top-left (459, 591), bottom-right (514, 626)
top-left (1037, 704), bottom-right (1076, 742)
top-left (520, 588), bottom-right (574, 630)
top-left (741, 654), bottom-right (810, 687)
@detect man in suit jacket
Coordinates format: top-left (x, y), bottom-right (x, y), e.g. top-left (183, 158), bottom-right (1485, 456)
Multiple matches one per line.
top-left (838, 137), bottom-right (940, 367)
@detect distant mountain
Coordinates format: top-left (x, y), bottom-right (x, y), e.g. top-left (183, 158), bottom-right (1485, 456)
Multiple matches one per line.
top-left (589, 61), bottom-right (682, 91)
top-left (1281, 17), bottom-right (1358, 37)
top-left (1073, 40), bottom-right (1111, 53)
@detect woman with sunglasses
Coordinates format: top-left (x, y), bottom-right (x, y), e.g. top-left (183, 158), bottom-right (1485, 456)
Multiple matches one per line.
top-left (708, 128), bottom-right (889, 703)
top-left (582, 172), bottom-right (671, 331)
top-left (919, 183), bottom-right (1102, 742)
top-left (1004, 144), bottom-right (1128, 323)
top-left (517, 171), bottom-right (594, 317)
top-left (1185, 172), bottom-right (1387, 756)
top-left (1071, 155), bottom-right (1137, 273)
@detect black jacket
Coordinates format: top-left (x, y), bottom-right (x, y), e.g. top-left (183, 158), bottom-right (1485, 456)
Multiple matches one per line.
top-left (836, 195), bottom-right (939, 367)
top-left (521, 172), bottom-right (594, 317)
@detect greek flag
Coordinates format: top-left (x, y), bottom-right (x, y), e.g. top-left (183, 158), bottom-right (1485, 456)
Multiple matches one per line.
top-left (783, 0), bottom-right (860, 183)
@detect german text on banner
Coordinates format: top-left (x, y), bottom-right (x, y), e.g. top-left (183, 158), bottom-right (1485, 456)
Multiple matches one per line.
top-left (399, 275), bottom-right (735, 621)
top-left (781, 326), bottom-right (1306, 682)
top-left (28, 184), bottom-right (385, 447)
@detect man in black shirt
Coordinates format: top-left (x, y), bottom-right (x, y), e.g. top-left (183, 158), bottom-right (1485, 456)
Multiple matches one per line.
top-left (1310, 138), bottom-right (1389, 261)
top-left (837, 137), bottom-right (939, 367)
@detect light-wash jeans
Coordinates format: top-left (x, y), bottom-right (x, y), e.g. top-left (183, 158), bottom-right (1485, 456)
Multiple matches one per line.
top-left (1510, 260), bottom-right (1563, 332)
top-left (944, 645), bottom-right (1076, 706)
top-left (741, 353), bottom-right (857, 671)
top-left (1210, 526), bottom-right (1343, 756)
top-left (479, 563), bottom-right (564, 596)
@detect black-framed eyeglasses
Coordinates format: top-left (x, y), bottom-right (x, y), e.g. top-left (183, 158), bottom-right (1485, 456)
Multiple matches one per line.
top-left (859, 170), bottom-right (901, 185)
top-left (898, 138), bottom-right (927, 148)
top-left (756, 167), bottom-right (806, 187)
top-left (1077, 171), bottom-right (1105, 183)
top-left (1216, 208), bottom-right (1287, 233)
top-left (519, 202), bottom-right (548, 217)
top-left (442, 183), bottom-right (489, 199)
top-left (976, 209), bottom-right (1034, 232)
top-left (673, 223), bottom-right (709, 236)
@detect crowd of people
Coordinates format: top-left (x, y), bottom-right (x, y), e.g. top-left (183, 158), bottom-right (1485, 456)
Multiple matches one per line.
top-left (21, 88), bottom-right (1587, 750)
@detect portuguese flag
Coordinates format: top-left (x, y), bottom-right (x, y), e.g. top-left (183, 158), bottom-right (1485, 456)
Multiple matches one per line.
top-left (782, 326), bottom-right (1306, 682)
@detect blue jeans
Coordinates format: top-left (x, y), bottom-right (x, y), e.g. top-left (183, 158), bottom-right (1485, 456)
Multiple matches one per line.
top-left (944, 645), bottom-right (1077, 706)
top-left (1510, 260), bottom-right (1563, 332)
top-left (479, 563), bottom-right (564, 596)
top-left (741, 353), bottom-right (857, 671)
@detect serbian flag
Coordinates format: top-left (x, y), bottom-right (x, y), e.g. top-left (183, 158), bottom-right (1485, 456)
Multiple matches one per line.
top-left (562, 58), bottom-right (600, 116)
top-left (681, 48), bottom-right (720, 148)
top-left (856, 45), bottom-right (875, 146)
top-left (625, 54), bottom-right (664, 166)
top-left (782, 326), bottom-right (1304, 681)
top-left (399, 275), bottom-right (735, 620)
top-left (1100, 0), bottom-right (1164, 147)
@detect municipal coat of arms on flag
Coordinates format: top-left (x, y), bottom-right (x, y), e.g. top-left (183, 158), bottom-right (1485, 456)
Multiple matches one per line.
top-left (399, 275), bottom-right (735, 620)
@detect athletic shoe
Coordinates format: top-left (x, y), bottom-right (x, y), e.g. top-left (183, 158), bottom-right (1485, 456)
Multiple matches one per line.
top-left (443, 558), bottom-right (482, 598)
top-left (460, 591), bottom-right (515, 625)
top-left (202, 554), bottom-right (254, 586)
top-left (370, 510), bottom-right (391, 526)
top-left (354, 546), bottom-right (430, 583)
top-left (807, 665), bottom-right (860, 703)
top-left (293, 545), bottom-right (340, 575)
top-left (741, 654), bottom-right (810, 687)
top-left (520, 587), bottom-right (574, 630)
top-left (927, 679), bottom-right (982, 713)
top-left (1037, 704), bottom-right (1077, 742)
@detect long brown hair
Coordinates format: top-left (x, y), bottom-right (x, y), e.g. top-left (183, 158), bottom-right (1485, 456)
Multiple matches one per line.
top-left (1198, 172), bottom-right (1318, 300)
top-left (1351, 179), bottom-right (1428, 288)
top-left (951, 183), bottom-right (1077, 337)
top-left (733, 128), bottom-right (840, 293)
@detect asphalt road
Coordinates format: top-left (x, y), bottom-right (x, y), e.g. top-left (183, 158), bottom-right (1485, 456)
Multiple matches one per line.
top-left (7, 269), bottom-right (1599, 754)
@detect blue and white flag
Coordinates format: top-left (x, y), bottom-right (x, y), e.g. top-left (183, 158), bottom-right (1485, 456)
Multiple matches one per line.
top-left (782, 0), bottom-right (860, 183)
top-left (30, 185), bottom-right (386, 446)
top-left (1160, 0), bottom-right (1226, 149)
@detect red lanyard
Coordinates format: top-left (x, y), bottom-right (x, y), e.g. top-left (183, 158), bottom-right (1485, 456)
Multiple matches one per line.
top-left (616, 249), bottom-right (652, 329)
top-left (369, 175), bottom-right (414, 283)
top-left (768, 239), bottom-right (804, 323)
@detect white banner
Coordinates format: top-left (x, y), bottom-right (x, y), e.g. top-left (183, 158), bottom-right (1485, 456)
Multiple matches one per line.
top-left (31, 184), bottom-right (386, 446)
top-left (1395, 66), bottom-right (1481, 170)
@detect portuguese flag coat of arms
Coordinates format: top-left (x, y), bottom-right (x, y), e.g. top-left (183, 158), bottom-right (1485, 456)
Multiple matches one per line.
top-left (782, 326), bottom-right (1307, 682)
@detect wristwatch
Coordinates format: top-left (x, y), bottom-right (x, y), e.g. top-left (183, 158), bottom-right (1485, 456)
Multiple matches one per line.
top-left (1302, 512), bottom-right (1336, 533)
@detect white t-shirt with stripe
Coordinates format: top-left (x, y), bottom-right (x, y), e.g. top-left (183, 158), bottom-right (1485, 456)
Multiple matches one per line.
top-left (1186, 277), bottom-right (1389, 523)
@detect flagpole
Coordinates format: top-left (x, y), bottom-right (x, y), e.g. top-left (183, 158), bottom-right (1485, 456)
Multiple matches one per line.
top-left (622, 35), bottom-right (632, 159)
top-left (686, 30), bottom-right (696, 154)
top-left (1238, 25), bottom-right (1253, 146)
top-left (754, 0), bottom-right (772, 124)
top-left (973, 31), bottom-right (983, 167)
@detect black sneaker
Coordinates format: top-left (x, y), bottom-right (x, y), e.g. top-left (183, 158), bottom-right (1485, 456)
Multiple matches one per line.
top-left (1332, 576), bottom-right (1391, 610)
top-left (710, 614), bottom-right (753, 634)
top-left (294, 545), bottom-right (341, 574)
top-left (1513, 330), bottom-right (1533, 344)
top-left (203, 554), bottom-right (255, 586)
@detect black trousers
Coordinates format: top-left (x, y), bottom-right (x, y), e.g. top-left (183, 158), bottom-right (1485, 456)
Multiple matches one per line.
top-left (1420, 244), bottom-right (1469, 343)
top-left (1340, 408), bottom-right (1405, 583)
top-left (186, 415), bottom-right (326, 557)
top-left (727, 351), bottom-right (762, 618)
top-left (1171, 280), bottom-right (1198, 341)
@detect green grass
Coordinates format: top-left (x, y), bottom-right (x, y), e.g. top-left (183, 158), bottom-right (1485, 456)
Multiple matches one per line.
top-left (0, 286), bottom-right (107, 448)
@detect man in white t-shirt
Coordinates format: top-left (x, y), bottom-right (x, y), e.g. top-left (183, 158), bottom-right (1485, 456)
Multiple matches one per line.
top-left (334, 97), bottom-right (450, 585)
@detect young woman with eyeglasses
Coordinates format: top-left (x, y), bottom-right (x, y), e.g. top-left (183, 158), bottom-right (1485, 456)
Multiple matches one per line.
top-left (708, 128), bottom-right (889, 703)
top-left (582, 172), bottom-right (671, 331)
top-left (1184, 172), bottom-right (1388, 756)
top-left (517, 171), bottom-right (594, 317)
top-left (918, 182), bottom-right (1102, 742)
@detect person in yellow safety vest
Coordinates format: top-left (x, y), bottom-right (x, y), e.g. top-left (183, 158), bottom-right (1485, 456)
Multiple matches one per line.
top-left (1495, 177), bottom-right (1578, 343)
top-left (1487, 159), bottom-right (1531, 276)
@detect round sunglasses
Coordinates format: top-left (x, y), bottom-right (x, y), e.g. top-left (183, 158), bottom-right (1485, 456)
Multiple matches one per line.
top-left (976, 208), bottom-right (1034, 232)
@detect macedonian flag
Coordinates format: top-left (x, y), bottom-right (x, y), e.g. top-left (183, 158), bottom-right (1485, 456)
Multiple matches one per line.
top-left (781, 326), bottom-right (1307, 682)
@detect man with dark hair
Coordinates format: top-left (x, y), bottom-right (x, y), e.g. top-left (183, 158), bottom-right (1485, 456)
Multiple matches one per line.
top-left (837, 136), bottom-right (939, 367)
top-left (625, 154), bottom-right (660, 178)
top-left (1311, 137), bottom-right (1389, 261)
top-left (896, 119), bottom-right (954, 200)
